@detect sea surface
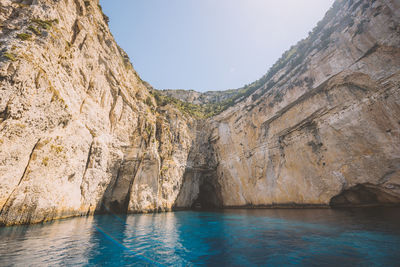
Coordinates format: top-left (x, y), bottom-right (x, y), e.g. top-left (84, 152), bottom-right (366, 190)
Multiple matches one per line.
top-left (0, 208), bottom-right (400, 266)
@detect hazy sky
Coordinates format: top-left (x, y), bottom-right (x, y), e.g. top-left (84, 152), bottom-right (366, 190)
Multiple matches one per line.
top-left (100, 0), bottom-right (335, 92)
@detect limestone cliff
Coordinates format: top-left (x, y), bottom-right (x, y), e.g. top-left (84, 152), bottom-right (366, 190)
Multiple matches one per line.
top-left (193, 0), bottom-right (400, 208)
top-left (0, 0), bottom-right (195, 226)
top-left (0, 0), bottom-right (399, 226)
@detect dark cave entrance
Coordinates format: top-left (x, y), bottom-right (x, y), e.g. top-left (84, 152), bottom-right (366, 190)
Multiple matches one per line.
top-left (330, 183), bottom-right (400, 207)
top-left (101, 199), bottom-right (130, 214)
top-left (192, 175), bottom-right (223, 210)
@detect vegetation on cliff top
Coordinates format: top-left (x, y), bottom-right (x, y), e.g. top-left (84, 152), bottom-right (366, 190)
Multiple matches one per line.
top-left (145, 0), bottom-right (350, 119)
top-left (149, 89), bottom-right (218, 119)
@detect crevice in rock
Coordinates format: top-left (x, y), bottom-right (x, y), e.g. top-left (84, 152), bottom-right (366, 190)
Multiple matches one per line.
top-left (122, 153), bottom-right (145, 213)
top-left (78, 34), bottom-right (87, 50)
top-left (96, 159), bottom-right (123, 214)
top-left (103, 163), bottom-right (124, 213)
top-left (18, 138), bottom-right (40, 186)
top-left (330, 183), bottom-right (400, 207)
top-left (82, 141), bottom-right (93, 179)
top-left (79, 140), bottom-right (93, 201)
top-left (98, 138), bottom-right (147, 214)
top-left (355, 43), bottom-right (379, 63)
top-left (70, 19), bottom-right (80, 45)
top-left (0, 105), bottom-right (8, 123)
top-left (79, 99), bottom-right (86, 113)
top-left (73, 0), bottom-right (84, 16)
top-left (172, 120), bottom-right (223, 210)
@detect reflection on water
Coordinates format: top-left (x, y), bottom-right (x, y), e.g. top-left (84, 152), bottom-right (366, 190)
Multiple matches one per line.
top-left (0, 216), bottom-right (96, 266)
top-left (0, 208), bottom-right (400, 266)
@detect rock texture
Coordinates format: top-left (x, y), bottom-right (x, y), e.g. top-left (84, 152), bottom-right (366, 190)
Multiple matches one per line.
top-left (0, 0), bottom-right (195, 225)
top-left (0, 0), bottom-right (399, 226)
top-left (198, 0), bottom-right (400, 208)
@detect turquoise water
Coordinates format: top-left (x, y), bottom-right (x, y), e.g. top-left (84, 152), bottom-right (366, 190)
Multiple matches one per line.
top-left (0, 208), bottom-right (400, 266)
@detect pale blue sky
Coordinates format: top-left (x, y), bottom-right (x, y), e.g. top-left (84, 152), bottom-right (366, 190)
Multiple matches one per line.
top-left (100, 0), bottom-right (335, 92)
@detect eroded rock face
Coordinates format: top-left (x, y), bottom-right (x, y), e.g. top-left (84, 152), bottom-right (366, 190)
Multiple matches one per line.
top-left (0, 0), bottom-right (195, 225)
top-left (206, 0), bottom-right (400, 207)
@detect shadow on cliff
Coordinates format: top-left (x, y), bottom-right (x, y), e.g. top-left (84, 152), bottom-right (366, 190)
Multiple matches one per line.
top-left (96, 139), bottom-right (147, 214)
top-left (173, 121), bottom-right (223, 210)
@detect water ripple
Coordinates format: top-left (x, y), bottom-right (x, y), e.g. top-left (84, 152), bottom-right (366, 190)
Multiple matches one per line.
top-left (0, 208), bottom-right (400, 266)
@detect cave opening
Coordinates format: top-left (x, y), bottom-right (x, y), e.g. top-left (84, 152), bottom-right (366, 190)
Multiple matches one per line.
top-left (103, 199), bottom-right (130, 214)
top-left (192, 175), bottom-right (223, 210)
top-left (330, 183), bottom-right (400, 207)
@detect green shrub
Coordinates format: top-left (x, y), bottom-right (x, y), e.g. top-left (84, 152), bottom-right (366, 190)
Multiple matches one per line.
top-left (3, 52), bottom-right (16, 61)
top-left (17, 33), bottom-right (32, 40)
top-left (145, 96), bottom-right (153, 107)
top-left (28, 25), bottom-right (41, 35)
top-left (32, 19), bottom-right (58, 30)
top-left (97, 4), bottom-right (110, 24)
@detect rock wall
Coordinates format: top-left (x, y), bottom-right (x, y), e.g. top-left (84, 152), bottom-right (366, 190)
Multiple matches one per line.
top-left (206, 0), bottom-right (400, 207)
top-left (0, 0), bottom-right (195, 226)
